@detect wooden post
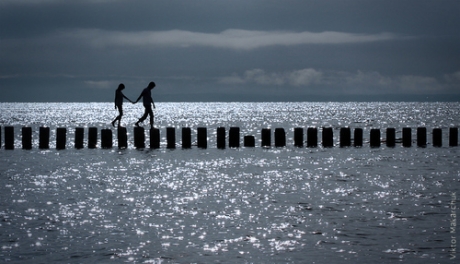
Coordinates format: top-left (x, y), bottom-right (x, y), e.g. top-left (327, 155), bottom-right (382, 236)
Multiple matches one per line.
top-left (294, 127), bottom-right (303, 147)
top-left (307, 127), bottom-right (317, 148)
top-left (354, 128), bottom-right (363, 147)
top-left (386, 128), bottom-right (396, 147)
top-left (340, 127), bottom-right (351, 147)
top-left (217, 127), bottom-right (225, 149)
top-left (417, 127), bottom-right (427, 147)
top-left (402, 127), bottom-right (411, 147)
top-left (150, 128), bottom-right (160, 149)
top-left (432, 128), bottom-right (442, 147)
top-left (167, 127), bottom-right (176, 149)
top-left (244, 135), bottom-right (255, 147)
top-left (182, 127), bottom-right (192, 149)
top-left (75, 127), bottom-right (84, 149)
top-left (101, 129), bottom-right (112, 149)
top-left (322, 127), bottom-right (333, 148)
top-left (134, 127), bottom-right (145, 149)
top-left (4, 126), bottom-right (14, 150)
top-left (197, 127), bottom-right (207, 149)
top-left (22, 127), bottom-right (32, 150)
top-left (449, 127), bottom-right (458, 147)
top-left (370, 129), bottom-right (380, 148)
top-left (261, 128), bottom-right (271, 147)
top-left (88, 127), bottom-right (97, 149)
top-left (117, 127), bottom-right (128, 149)
top-left (56, 127), bottom-right (67, 150)
top-left (229, 127), bottom-right (240, 148)
top-left (274, 128), bottom-right (286, 147)
top-left (39, 127), bottom-right (50, 149)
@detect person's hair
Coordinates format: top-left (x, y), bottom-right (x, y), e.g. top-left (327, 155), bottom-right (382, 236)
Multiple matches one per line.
top-left (148, 82), bottom-right (156, 88)
top-left (117, 83), bottom-right (125, 90)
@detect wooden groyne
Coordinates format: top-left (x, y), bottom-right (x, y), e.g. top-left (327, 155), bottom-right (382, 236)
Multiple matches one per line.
top-left (0, 126), bottom-right (458, 150)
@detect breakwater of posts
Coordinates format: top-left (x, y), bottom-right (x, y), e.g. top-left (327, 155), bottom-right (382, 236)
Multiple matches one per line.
top-left (0, 126), bottom-right (459, 150)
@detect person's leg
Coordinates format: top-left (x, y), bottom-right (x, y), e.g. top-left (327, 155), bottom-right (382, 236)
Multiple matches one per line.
top-left (148, 108), bottom-right (154, 128)
top-left (136, 107), bottom-right (149, 126)
top-left (117, 106), bottom-right (123, 127)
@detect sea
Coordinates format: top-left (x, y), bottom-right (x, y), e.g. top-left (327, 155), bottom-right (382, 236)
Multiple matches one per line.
top-left (0, 102), bottom-right (459, 263)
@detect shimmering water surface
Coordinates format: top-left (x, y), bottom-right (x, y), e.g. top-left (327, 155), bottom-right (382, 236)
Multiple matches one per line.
top-left (0, 102), bottom-right (459, 263)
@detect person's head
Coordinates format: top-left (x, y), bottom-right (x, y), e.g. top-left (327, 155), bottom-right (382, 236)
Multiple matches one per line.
top-left (117, 83), bottom-right (125, 90)
top-left (148, 82), bottom-right (156, 89)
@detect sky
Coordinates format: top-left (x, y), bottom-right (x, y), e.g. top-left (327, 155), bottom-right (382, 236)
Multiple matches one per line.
top-left (1, 0), bottom-right (460, 102)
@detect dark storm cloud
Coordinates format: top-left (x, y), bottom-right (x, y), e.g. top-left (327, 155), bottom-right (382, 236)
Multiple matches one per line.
top-left (0, 0), bottom-right (459, 102)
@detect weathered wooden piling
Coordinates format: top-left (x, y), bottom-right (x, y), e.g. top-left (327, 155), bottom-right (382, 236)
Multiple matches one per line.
top-left (217, 127), bottom-right (226, 149)
top-left (182, 127), bottom-right (192, 149)
top-left (354, 128), bottom-right (363, 147)
top-left (449, 127), bottom-right (458, 147)
top-left (197, 127), bottom-right (207, 149)
top-left (229, 127), bottom-right (240, 148)
top-left (167, 127), bottom-right (176, 149)
top-left (307, 127), bottom-right (318, 148)
top-left (88, 127), bottom-right (98, 149)
top-left (56, 127), bottom-right (67, 150)
top-left (75, 127), bottom-right (84, 149)
top-left (432, 128), bottom-right (442, 147)
top-left (117, 127), bottom-right (128, 149)
top-left (150, 128), bottom-right (160, 149)
top-left (417, 127), bottom-right (427, 147)
top-left (5, 126), bottom-right (14, 150)
top-left (340, 127), bottom-right (351, 147)
top-left (386, 128), bottom-right (396, 147)
top-left (261, 128), bottom-right (271, 147)
top-left (39, 127), bottom-right (50, 149)
top-left (134, 127), bottom-right (145, 149)
top-left (402, 128), bottom-right (412, 147)
top-left (322, 127), bottom-right (333, 148)
top-left (22, 127), bottom-right (32, 150)
top-left (370, 129), bottom-right (381, 148)
top-left (244, 135), bottom-right (255, 147)
top-left (294, 128), bottom-right (303, 147)
top-left (274, 128), bottom-right (286, 147)
top-left (101, 129), bottom-right (112, 149)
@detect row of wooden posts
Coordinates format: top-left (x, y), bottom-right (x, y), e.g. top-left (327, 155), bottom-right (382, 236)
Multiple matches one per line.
top-left (0, 126), bottom-right (459, 150)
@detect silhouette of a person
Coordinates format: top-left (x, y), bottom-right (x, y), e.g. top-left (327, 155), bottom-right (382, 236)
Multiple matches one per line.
top-left (112, 83), bottom-right (133, 127)
top-left (134, 82), bottom-right (156, 129)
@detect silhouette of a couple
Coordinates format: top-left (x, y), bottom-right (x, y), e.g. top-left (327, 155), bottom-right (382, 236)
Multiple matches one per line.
top-left (112, 82), bottom-right (156, 129)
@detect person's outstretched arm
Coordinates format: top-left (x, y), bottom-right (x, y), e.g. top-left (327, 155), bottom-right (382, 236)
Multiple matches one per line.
top-left (134, 92), bottom-right (143, 104)
top-left (123, 93), bottom-right (133, 103)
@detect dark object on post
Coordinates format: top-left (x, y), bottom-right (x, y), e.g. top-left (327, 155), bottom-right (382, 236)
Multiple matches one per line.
top-left (182, 127), bottom-right (192, 149)
top-left (150, 128), bottom-right (160, 149)
top-left (229, 127), bottom-right (240, 148)
top-left (340, 127), bottom-right (351, 147)
top-left (75, 127), bottom-right (84, 149)
top-left (22, 127), bottom-right (32, 150)
top-left (134, 127), bottom-right (145, 149)
top-left (261, 128), bottom-right (271, 147)
top-left (432, 128), bottom-right (442, 147)
top-left (354, 128), bottom-right (363, 147)
top-left (39, 127), bottom-right (50, 149)
top-left (322, 127), bottom-right (333, 148)
top-left (56, 127), bottom-right (67, 150)
top-left (167, 127), bottom-right (176, 149)
top-left (5, 126), bottom-right (14, 150)
top-left (402, 128), bottom-right (411, 147)
top-left (274, 128), bottom-right (286, 147)
top-left (88, 127), bottom-right (97, 149)
top-left (294, 127), bottom-right (303, 147)
top-left (417, 127), bottom-right (427, 147)
top-left (117, 127), bottom-right (128, 149)
top-left (307, 127), bottom-right (317, 148)
top-left (244, 135), bottom-right (255, 147)
top-left (370, 129), bottom-right (380, 148)
top-left (386, 128), bottom-right (396, 147)
top-left (101, 129), bottom-right (112, 149)
top-left (197, 127), bottom-right (207, 149)
top-left (449, 127), bottom-right (458, 147)
top-left (217, 127), bottom-right (226, 149)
